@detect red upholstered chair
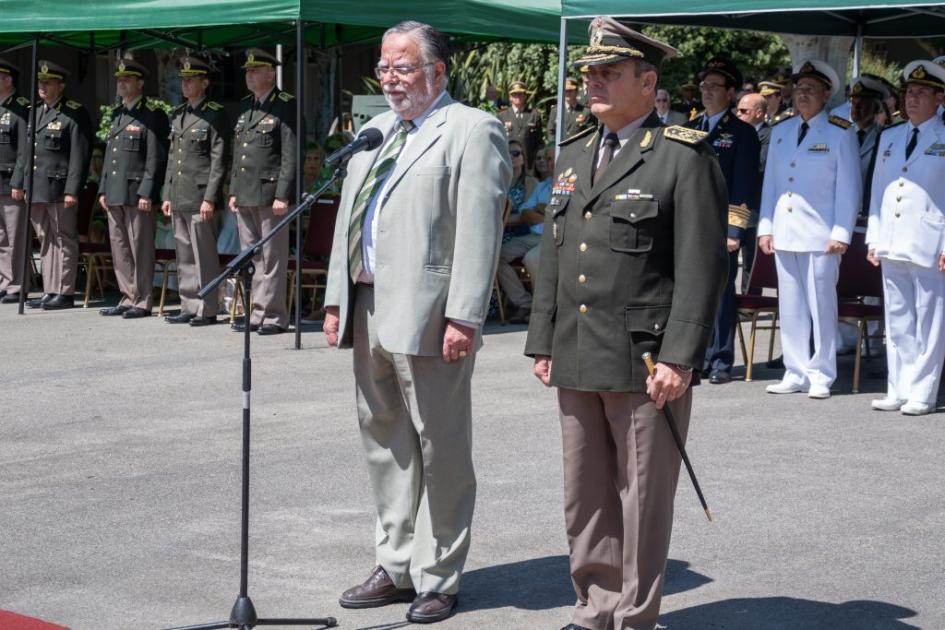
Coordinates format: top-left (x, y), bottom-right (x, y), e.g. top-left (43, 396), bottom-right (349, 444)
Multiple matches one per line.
top-left (287, 195), bottom-right (340, 319)
top-left (735, 246), bottom-right (780, 381)
top-left (836, 229), bottom-right (884, 393)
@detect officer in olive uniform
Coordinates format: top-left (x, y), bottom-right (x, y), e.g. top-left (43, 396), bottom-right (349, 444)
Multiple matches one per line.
top-left (760, 80), bottom-right (790, 125)
top-left (497, 81), bottom-right (542, 168)
top-left (26, 60), bottom-right (92, 310)
top-left (547, 77), bottom-right (595, 144)
top-left (0, 59), bottom-right (29, 304)
top-left (687, 58), bottom-right (760, 383)
top-left (228, 48), bottom-right (297, 335)
top-left (525, 17), bottom-right (727, 630)
top-left (98, 59), bottom-right (170, 318)
top-left (161, 56), bottom-right (227, 326)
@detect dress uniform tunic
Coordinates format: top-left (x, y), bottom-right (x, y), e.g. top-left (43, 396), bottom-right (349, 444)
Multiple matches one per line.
top-left (758, 110), bottom-right (861, 391)
top-left (497, 106), bottom-right (542, 165)
top-left (100, 97), bottom-right (170, 311)
top-left (229, 87), bottom-right (298, 329)
top-left (0, 92), bottom-right (29, 297)
top-left (28, 96), bottom-right (92, 297)
top-left (866, 116), bottom-right (945, 407)
top-left (163, 98), bottom-right (227, 317)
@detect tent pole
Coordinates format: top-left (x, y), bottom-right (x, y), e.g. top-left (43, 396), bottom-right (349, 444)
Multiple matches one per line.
top-left (555, 17), bottom-right (568, 153)
top-left (17, 35), bottom-right (39, 315)
top-left (852, 23), bottom-right (863, 78)
top-left (294, 20), bottom-right (305, 350)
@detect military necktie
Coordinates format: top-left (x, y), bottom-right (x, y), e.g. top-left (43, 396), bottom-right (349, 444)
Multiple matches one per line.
top-left (347, 119), bottom-right (415, 282)
top-left (797, 121), bottom-right (809, 146)
top-left (857, 129), bottom-right (865, 147)
top-left (593, 132), bottom-right (619, 185)
top-left (905, 128), bottom-right (919, 160)
top-left (702, 117), bottom-right (709, 132)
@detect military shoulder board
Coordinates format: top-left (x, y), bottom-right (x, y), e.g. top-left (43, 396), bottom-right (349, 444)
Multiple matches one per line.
top-left (278, 92), bottom-right (295, 102)
top-left (664, 125), bottom-right (707, 145)
top-left (828, 115), bottom-right (852, 129)
top-left (16, 96), bottom-right (30, 107)
top-left (558, 125), bottom-right (596, 147)
top-left (145, 99), bottom-right (161, 111)
top-left (205, 101), bottom-right (224, 111)
top-left (241, 93), bottom-right (253, 101)
top-left (728, 204), bottom-right (751, 229)
top-left (772, 111), bottom-right (795, 126)
top-left (65, 100), bottom-right (82, 110)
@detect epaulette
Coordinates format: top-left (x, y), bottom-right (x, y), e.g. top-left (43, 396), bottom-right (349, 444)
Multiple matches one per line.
top-left (241, 94), bottom-right (253, 101)
top-left (664, 125), bottom-right (707, 146)
top-left (65, 100), bottom-right (82, 110)
top-left (16, 96), bottom-right (29, 107)
top-left (728, 204), bottom-right (751, 230)
top-left (882, 119), bottom-right (907, 131)
top-left (204, 100), bottom-right (223, 111)
top-left (172, 102), bottom-right (186, 113)
top-left (278, 91), bottom-right (295, 102)
top-left (772, 111), bottom-right (795, 126)
top-left (558, 125), bottom-right (595, 147)
top-left (145, 99), bottom-right (161, 111)
top-left (828, 115), bottom-right (852, 129)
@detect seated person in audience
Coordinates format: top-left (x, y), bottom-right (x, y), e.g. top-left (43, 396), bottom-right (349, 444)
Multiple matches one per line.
top-left (303, 142), bottom-right (324, 191)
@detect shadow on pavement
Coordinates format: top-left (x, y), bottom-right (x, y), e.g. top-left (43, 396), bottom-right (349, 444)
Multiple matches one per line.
top-left (459, 556), bottom-right (711, 613)
top-left (660, 596), bottom-right (918, 629)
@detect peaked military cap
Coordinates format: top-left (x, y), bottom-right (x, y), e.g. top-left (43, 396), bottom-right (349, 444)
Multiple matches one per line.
top-left (0, 58), bottom-right (20, 78)
top-left (901, 59), bottom-right (945, 91)
top-left (241, 48), bottom-right (280, 69)
top-left (564, 77), bottom-right (579, 91)
top-left (178, 55), bottom-right (211, 78)
top-left (508, 81), bottom-right (528, 94)
top-left (791, 59), bottom-right (840, 100)
top-left (573, 16), bottom-right (677, 69)
top-left (37, 60), bottom-right (68, 81)
top-left (758, 81), bottom-right (783, 97)
top-left (699, 57), bottom-right (742, 89)
top-left (114, 59), bottom-right (147, 78)
top-left (933, 54), bottom-right (945, 66)
top-left (850, 75), bottom-right (888, 100)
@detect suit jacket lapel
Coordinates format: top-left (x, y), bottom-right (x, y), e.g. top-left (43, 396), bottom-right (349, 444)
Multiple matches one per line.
top-left (36, 101), bottom-right (59, 131)
top-left (574, 127), bottom-right (599, 198)
top-left (382, 96), bottom-right (453, 199)
top-left (588, 112), bottom-right (661, 201)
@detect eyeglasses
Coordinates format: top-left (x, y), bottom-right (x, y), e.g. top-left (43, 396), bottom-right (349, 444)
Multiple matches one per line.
top-left (581, 67), bottom-right (623, 84)
top-left (655, 98), bottom-right (669, 102)
top-left (374, 63), bottom-right (433, 79)
top-left (736, 108), bottom-right (752, 114)
top-left (509, 149), bottom-right (523, 157)
top-left (699, 81), bottom-right (727, 91)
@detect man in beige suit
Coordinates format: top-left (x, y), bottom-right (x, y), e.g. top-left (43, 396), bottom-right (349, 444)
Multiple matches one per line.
top-left (323, 20), bottom-right (511, 625)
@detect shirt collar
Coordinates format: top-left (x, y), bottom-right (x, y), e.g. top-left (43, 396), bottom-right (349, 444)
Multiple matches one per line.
top-left (123, 95), bottom-right (143, 110)
top-left (397, 90), bottom-right (447, 130)
top-left (705, 109), bottom-right (727, 132)
top-left (603, 111), bottom-right (651, 149)
top-left (908, 115), bottom-right (937, 135)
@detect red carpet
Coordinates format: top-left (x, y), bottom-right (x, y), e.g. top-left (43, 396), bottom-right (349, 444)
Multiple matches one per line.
top-left (0, 610), bottom-right (70, 630)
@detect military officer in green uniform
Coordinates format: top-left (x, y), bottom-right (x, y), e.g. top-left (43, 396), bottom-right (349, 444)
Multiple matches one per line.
top-left (228, 48), bottom-right (298, 335)
top-left (547, 77), bottom-right (595, 144)
top-left (26, 60), bottom-right (92, 310)
top-left (524, 17), bottom-right (728, 630)
top-left (98, 59), bottom-right (169, 318)
top-left (161, 56), bottom-right (227, 327)
top-left (497, 80), bottom-right (542, 168)
top-left (0, 59), bottom-right (30, 304)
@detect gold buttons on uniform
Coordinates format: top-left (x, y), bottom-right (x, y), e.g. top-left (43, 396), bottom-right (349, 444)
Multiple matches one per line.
top-left (243, 142), bottom-right (248, 147)
top-left (654, 323), bottom-right (661, 331)
top-left (579, 304), bottom-right (588, 314)
top-left (240, 167), bottom-right (245, 172)
top-left (177, 171), bottom-right (181, 175)
top-left (578, 274), bottom-right (586, 284)
top-left (899, 181), bottom-right (904, 187)
top-left (579, 243), bottom-right (588, 252)
top-left (584, 211), bottom-right (592, 220)
top-left (112, 171), bottom-right (116, 175)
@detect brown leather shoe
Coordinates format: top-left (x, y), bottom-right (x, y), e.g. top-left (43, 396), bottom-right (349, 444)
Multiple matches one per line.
top-left (406, 591), bottom-right (458, 624)
top-left (338, 566), bottom-right (416, 609)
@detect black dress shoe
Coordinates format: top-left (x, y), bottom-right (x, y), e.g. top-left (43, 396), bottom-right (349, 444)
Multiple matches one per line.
top-left (100, 305), bottom-right (131, 316)
top-left (0, 289), bottom-right (6, 299)
top-left (0, 292), bottom-right (21, 304)
top-left (165, 312), bottom-right (196, 324)
top-left (27, 293), bottom-right (55, 309)
top-left (121, 307), bottom-right (151, 319)
top-left (257, 323), bottom-right (286, 335)
top-left (231, 320), bottom-right (260, 333)
top-left (189, 315), bottom-right (218, 327)
top-left (406, 592), bottom-right (457, 624)
top-left (338, 566), bottom-right (417, 609)
top-left (699, 367), bottom-right (711, 379)
top-left (709, 369), bottom-right (732, 384)
top-left (42, 294), bottom-right (75, 310)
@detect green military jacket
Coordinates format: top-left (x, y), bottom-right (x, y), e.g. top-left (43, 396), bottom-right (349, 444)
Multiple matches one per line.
top-left (100, 97), bottom-right (170, 205)
top-left (524, 111), bottom-right (729, 392)
top-left (546, 102), bottom-right (595, 144)
top-left (27, 97), bottom-right (92, 204)
top-left (229, 88), bottom-right (297, 206)
top-left (0, 92), bottom-right (30, 195)
top-left (497, 106), bottom-right (542, 161)
top-left (163, 98), bottom-right (228, 212)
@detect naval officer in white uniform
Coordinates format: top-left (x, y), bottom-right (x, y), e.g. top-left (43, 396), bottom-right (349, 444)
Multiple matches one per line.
top-left (866, 60), bottom-right (945, 416)
top-left (758, 59), bottom-right (861, 398)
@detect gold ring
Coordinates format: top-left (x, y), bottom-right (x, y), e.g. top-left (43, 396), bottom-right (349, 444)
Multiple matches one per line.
top-left (459, 350), bottom-right (468, 357)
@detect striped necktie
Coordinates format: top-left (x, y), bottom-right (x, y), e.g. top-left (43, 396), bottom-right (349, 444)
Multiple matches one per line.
top-left (348, 119), bottom-right (415, 282)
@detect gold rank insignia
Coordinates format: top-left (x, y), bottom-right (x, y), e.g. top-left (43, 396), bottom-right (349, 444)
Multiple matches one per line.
top-left (16, 96), bottom-right (29, 107)
top-left (278, 92), bottom-right (295, 102)
top-left (118, 61), bottom-right (126, 72)
top-left (183, 59), bottom-right (191, 71)
top-left (800, 61), bottom-right (815, 74)
top-left (41, 63), bottom-right (49, 74)
top-left (65, 100), bottom-right (81, 109)
top-left (728, 204), bottom-right (751, 229)
top-left (247, 53), bottom-right (255, 64)
top-left (912, 65), bottom-right (926, 80)
top-left (640, 129), bottom-right (653, 148)
top-left (828, 115), bottom-right (851, 129)
top-left (664, 125), bottom-right (707, 145)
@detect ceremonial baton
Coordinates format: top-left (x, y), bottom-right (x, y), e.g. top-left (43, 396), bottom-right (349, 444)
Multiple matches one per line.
top-left (642, 352), bottom-right (713, 522)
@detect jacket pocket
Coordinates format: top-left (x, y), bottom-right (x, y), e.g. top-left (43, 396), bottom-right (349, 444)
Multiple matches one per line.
top-left (43, 129), bottom-right (63, 151)
top-left (611, 199), bottom-right (658, 253)
top-left (625, 304), bottom-right (671, 365)
top-left (122, 130), bottom-right (142, 152)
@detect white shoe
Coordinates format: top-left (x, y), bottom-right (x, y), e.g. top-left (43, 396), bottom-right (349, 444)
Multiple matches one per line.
top-left (871, 397), bottom-right (905, 411)
top-left (808, 387), bottom-right (831, 399)
top-left (901, 401), bottom-right (934, 416)
top-left (766, 381), bottom-right (804, 394)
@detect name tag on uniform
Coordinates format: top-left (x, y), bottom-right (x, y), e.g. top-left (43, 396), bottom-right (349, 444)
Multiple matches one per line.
top-left (925, 143), bottom-right (945, 157)
top-left (807, 143), bottom-right (829, 153)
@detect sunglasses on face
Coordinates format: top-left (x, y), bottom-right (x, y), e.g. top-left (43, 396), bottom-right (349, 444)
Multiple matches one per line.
top-left (509, 149), bottom-right (523, 157)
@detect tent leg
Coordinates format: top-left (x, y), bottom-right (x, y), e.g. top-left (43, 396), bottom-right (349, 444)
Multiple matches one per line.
top-left (852, 23), bottom-right (863, 78)
top-left (17, 35), bottom-right (39, 315)
top-left (293, 20), bottom-right (305, 350)
top-left (554, 18), bottom-right (568, 151)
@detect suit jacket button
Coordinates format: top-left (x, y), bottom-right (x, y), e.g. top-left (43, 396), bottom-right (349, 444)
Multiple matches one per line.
top-left (579, 304), bottom-right (588, 314)
top-left (654, 323), bottom-right (661, 331)
top-left (578, 274), bottom-right (586, 283)
top-left (579, 243), bottom-right (588, 252)
top-left (584, 211), bottom-right (592, 220)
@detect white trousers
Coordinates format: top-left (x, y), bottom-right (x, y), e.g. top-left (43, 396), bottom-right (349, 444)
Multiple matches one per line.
top-left (775, 251), bottom-right (840, 390)
top-left (881, 259), bottom-right (945, 405)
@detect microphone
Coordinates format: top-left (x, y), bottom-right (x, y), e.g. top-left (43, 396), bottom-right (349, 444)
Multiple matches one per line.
top-left (324, 127), bottom-right (384, 166)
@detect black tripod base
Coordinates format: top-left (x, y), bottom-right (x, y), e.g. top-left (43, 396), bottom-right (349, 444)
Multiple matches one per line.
top-left (165, 594), bottom-right (337, 630)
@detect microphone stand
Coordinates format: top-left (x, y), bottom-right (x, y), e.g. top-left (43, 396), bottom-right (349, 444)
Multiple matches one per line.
top-left (163, 165), bottom-right (348, 630)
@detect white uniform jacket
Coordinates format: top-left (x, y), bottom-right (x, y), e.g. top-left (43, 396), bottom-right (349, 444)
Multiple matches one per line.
top-left (866, 116), bottom-right (945, 269)
top-left (758, 111), bottom-right (861, 251)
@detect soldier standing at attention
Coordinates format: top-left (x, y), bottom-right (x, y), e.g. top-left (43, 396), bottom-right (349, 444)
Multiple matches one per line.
top-left (228, 48), bottom-right (297, 335)
top-left (161, 56), bottom-right (227, 327)
top-left (98, 59), bottom-right (170, 319)
top-left (0, 59), bottom-right (29, 305)
top-left (26, 60), bottom-right (92, 311)
top-left (525, 17), bottom-right (728, 630)
top-left (547, 77), bottom-right (595, 143)
top-left (497, 81), bottom-right (542, 168)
